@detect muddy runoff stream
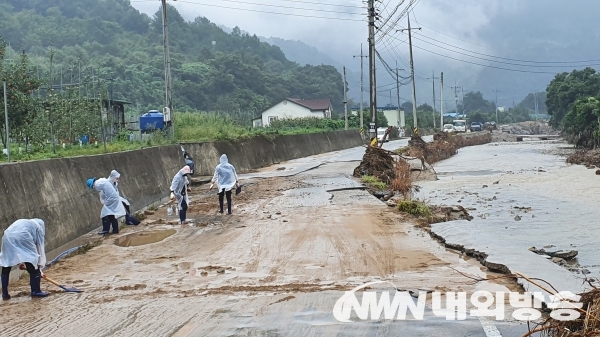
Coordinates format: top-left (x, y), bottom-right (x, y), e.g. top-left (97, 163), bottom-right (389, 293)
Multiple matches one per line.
top-left (416, 140), bottom-right (599, 294)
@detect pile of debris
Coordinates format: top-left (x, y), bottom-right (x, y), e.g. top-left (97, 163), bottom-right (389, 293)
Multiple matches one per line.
top-left (499, 121), bottom-right (557, 135)
top-left (353, 145), bottom-right (423, 199)
top-left (403, 133), bottom-right (492, 164)
top-left (353, 146), bottom-right (397, 184)
top-left (567, 149), bottom-right (600, 168)
top-left (534, 287), bottom-right (600, 337)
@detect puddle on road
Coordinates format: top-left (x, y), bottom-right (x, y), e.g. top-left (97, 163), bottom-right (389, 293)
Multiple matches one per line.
top-left (115, 229), bottom-right (176, 247)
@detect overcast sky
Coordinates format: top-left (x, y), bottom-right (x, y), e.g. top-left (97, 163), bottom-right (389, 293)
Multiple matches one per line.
top-left (131, 0), bottom-right (600, 109)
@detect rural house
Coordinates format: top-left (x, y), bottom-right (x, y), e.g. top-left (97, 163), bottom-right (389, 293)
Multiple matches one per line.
top-left (253, 98), bottom-right (333, 127)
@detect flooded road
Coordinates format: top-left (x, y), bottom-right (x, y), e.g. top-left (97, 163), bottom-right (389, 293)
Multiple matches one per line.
top-left (417, 140), bottom-right (599, 294)
top-left (0, 140), bottom-right (534, 337)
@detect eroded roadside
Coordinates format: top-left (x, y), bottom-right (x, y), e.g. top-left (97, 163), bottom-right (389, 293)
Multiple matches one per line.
top-left (0, 158), bottom-right (518, 336)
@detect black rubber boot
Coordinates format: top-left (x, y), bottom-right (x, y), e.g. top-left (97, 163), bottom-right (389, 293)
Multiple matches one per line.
top-left (1, 273), bottom-right (10, 300)
top-left (30, 272), bottom-right (49, 298)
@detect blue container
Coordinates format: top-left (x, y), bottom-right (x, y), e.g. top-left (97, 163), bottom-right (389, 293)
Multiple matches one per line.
top-left (80, 135), bottom-right (89, 144)
top-left (140, 111), bottom-right (165, 133)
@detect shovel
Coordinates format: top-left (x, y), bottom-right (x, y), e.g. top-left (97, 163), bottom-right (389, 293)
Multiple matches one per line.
top-left (42, 275), bottom-right (84, 293)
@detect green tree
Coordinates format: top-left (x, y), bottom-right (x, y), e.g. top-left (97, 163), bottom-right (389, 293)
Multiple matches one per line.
top-left (563, 96), bottom-right (600, 148)
top-left (546, 68), bottom-right (600, 128)
top-left (0, 38), bottom-right (43, 147)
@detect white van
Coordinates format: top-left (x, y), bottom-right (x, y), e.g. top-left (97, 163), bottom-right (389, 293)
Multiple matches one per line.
top-left (453, 120), bottom-right (467, 132)
top-left (376, 127), bottom-right (389, 142)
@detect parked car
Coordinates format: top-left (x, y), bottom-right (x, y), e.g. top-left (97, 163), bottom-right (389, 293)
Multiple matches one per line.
top-left (453, 120), bottom-right (467, 132)
top-left (470, 122), bottom-right (482, 132)
top-left (443, 124), bottom-right (454, 133)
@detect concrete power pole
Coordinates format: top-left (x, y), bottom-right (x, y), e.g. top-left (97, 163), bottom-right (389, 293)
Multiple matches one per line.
top-left (368, 0), bottom-right (377, 139)
top-left (343, 66), bottom-right (348, 130)
top-left (353, 44), bottom-right (368, 130)
top-left (399, 15), bottom-right (421, 129)
top-left (440, 72), bottom-right (444, 128)
top-left (3, 80), bottom-right (9, 162)
top-left (451, 81), bottom-right (459, 115)
top-left (395, 61), bottom-right (405, 128)
top-left (427, 71), bottom-right (439, 129)
top-left (161, 0), bottom-right (174, 137)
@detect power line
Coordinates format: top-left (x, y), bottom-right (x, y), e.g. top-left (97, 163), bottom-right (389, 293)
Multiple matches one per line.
top-left (387, 34), bottom-right (558, 74)
top-left (410, 8), bottom-right (600, 65)
top-left (413, 32), bottom-right (600, 66)
top-left (277, 0), bottom-right (365, 9)
top-left (190, 0), bottom-right (364, 16)
top-left (131, 0), bottom-right (366, 21)
top-left (378, 34), bottom-right (429, 80)
top-left (376, 0), bottom-right (421, 43)
top-left (409, 10), bottom-right (489, 49)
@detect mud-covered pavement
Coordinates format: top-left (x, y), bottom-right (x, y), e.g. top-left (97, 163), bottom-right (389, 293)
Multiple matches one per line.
top-left (1, 141), bottom-right (534, 337)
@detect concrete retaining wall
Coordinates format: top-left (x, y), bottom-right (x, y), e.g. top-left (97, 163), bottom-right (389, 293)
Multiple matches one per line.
top-left (0, 145), bottom-right (183, 252)
top-left (0, 130), bottom-right (362, 253)
top-left (183, 130), bottom-right (363, 175)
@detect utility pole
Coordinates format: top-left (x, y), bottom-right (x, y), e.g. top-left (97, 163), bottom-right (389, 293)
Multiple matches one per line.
top-left (536, 90), bottom-right (538, 121)
top-left (427, 71), bottom-right (439, 129)
top-left (161, 0), bottom-right (174, 137)
top-left (367, 0), bottom-right (377, 140)
top-left (395, 61), bottom-right (405, 128)
top-left (440, 72), bottom-right (444, 127)
top-left (343, 66), bottom-right (348, 130)
top-left (451, 81), bottom-right (460, 116)
top-left (3, 80), bottom-right (9, 162)
top-left (399, 15), bottom-right (421, 129)
top-left (353, 44), bottom-right (368, 130)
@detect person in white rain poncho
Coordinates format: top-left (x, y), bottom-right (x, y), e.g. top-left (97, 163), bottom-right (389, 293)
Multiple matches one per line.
top-left (87, 177), bottom-right (127, 235)
top-left (209, 154), bottom-right (240, 215)
top-left (170, 165), bottom-right (192, 224)
top-left (108, 170), bottom-right (140, 226)
top-left (0, 219), bottom-right (49, 299)
top-left (109, 170), bottom-right (130, 213)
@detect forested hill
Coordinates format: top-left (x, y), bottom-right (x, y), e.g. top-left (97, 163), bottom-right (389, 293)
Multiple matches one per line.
top-left (0, 0), bottom-right (344, 116)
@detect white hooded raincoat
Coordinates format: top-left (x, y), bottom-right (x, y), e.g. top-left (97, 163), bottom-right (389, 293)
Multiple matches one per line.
top-left (0, 219), bottom-right (47, 269)
top-left (95, 178), bottom-right (127, 219)
top-left (170, 166), bottom-right (191, 211)
top-left (212, 154), bottom-right (238, 192)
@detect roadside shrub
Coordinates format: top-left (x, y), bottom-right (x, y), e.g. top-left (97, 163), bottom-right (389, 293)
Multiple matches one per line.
top-left (361, 175), bottom-right (387, 190)
top-left (397, 200), bottom-right (432, 217)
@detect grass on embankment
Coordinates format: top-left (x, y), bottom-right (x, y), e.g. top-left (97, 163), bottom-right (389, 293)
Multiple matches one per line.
top-left (1, 113), bottom-right (355, 163)
top-left (397, 200), bottom-right (432, 217)
top-left (361, 175), bottom-right (387, 190)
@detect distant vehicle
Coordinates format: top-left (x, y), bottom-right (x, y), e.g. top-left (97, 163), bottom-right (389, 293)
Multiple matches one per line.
top-left (376, 127), bottom-right (389, 143)
top-left (470, 122), bottom-right (482, 132)
top-left (501, 125), bottom-right (511, 133)
top-left (443, 124), bottom-right (454, 133)
top-left (453, 120), bottom-right (467, 132)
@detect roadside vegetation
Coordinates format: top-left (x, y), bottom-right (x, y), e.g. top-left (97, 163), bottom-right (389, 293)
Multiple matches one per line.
top-left (355, 132), bottom-right (492, 218)
top-left (360, 175), bottom-right (387, 190)
top-left (396, 200), bottom-right (432, 217)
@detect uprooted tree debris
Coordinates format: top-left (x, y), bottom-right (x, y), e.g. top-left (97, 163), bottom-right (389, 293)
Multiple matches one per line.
top-left (567, 149), bottom-right (600, 168)
top-left (354, 132), bottom-right (493, 201)
top-left (353, 146), bottom-right (418, 199)
top-left (405, 132), bottom-right (492, 164)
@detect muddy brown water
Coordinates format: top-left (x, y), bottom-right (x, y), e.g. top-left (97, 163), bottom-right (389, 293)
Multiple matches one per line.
top-left (114, 229), bottom-right (176, 247)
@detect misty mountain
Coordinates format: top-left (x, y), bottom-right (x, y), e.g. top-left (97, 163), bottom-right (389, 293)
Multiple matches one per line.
top-left (0, 0), bottom-right (345, 114)
top-left (260, 36), bottom-right (363, 103)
